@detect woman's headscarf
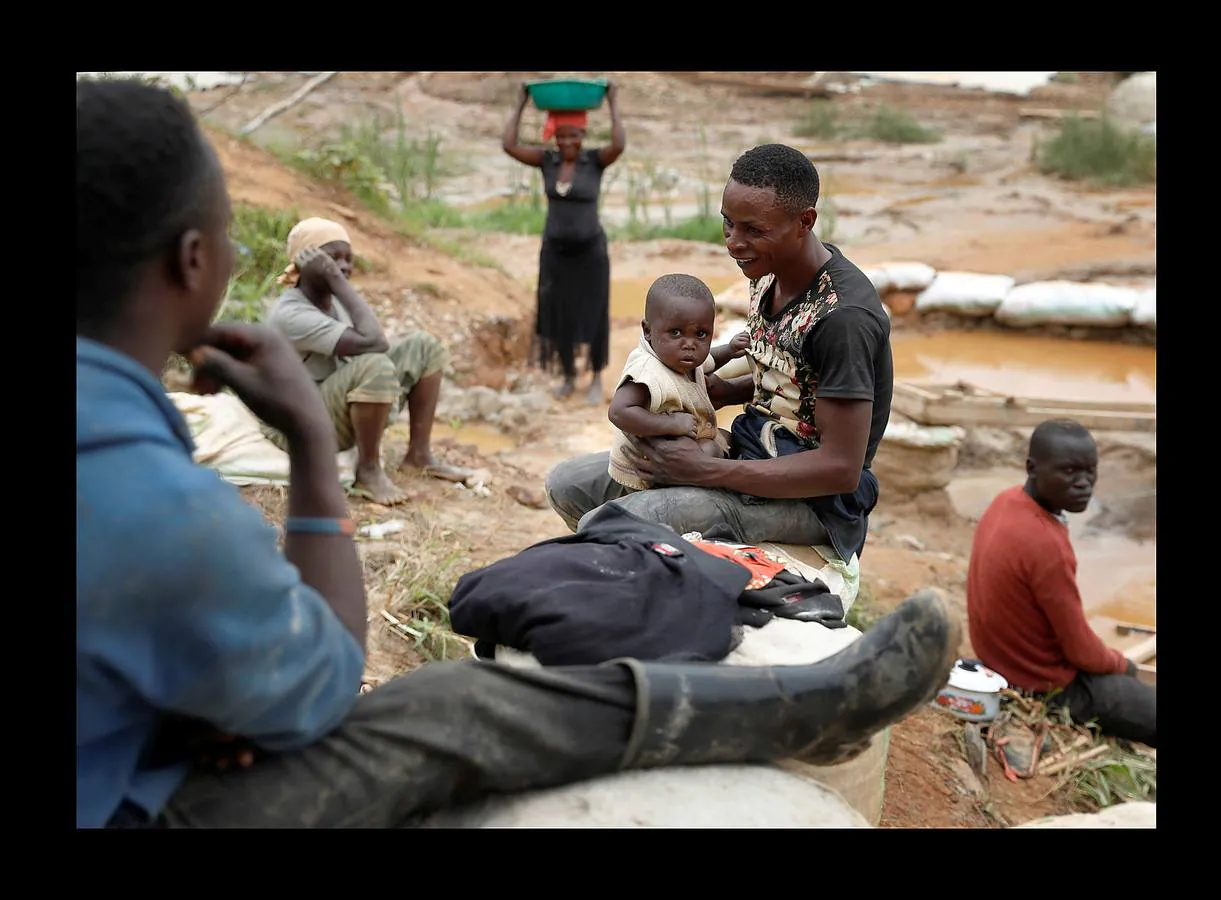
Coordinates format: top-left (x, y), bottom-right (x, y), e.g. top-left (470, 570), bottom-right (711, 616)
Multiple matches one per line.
top-left (542, 110), bottom-right (588, 142)
top-left (277, 217), bottom-right (352, 286)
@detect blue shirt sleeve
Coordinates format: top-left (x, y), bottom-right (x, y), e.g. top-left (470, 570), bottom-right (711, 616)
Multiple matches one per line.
top-left (78, 440), bottom-right (366, 753)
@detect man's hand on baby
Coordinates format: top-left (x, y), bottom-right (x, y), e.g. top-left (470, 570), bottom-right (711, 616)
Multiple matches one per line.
top-left (633, 434), bottom-right (711, 486)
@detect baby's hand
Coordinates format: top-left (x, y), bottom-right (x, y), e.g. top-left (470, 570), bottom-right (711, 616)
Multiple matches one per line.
top-left (729, 331), bottom-right (751, 358)
top-left (666, 412), bottom-right (699, 438)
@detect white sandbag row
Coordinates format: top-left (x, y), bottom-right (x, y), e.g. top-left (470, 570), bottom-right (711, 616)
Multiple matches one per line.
top-left (860, 261), bottom-right (1156, 331)
top-left (713, 262), bottom-right (1155, 331)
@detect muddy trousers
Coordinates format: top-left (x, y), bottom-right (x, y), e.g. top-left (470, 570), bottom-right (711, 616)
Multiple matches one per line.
top-left (156, 661), bottom-right (634, 828)
top-left (1050, 670), bottom-right (1156, 748)
top-left (545, 450), bottom-right (832, 546)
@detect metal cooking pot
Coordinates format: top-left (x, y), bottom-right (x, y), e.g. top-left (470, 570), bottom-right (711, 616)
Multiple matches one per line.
top-left (932, 658), bottom-right (1009, 722)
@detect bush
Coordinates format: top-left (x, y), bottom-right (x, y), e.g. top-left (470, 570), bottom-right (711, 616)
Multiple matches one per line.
top-left (1036, 115), bottom-right (1156, 187)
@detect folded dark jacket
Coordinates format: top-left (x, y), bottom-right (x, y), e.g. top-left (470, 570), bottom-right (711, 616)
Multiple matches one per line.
top-left (448, 504), bottom-right (752, 666)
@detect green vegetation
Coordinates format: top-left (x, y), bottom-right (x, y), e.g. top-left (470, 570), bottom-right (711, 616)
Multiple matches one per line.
top-left (220, 204), bottom-right (299, 323)
top-left (374, 550), bottom-right (472, 662)
top-left (795, 101), bottom-right (941, 144)
top-left (1035, 115), bottom-right (1156, 187)
top-left (273, 109), bottom-right (730, 247)
top-left (845, 581), bottom-right (883, 631)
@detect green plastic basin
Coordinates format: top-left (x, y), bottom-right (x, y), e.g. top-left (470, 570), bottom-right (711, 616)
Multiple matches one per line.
top-left (526, 79), bottom-right (607, 112)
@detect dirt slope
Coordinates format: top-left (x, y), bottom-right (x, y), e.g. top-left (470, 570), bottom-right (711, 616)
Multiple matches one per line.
top-left (208, 126), bottom-right (536, 375)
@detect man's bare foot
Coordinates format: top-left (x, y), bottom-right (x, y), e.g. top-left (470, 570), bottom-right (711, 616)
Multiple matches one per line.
top-left (354, 463), bottom-right (409, 505)
top-left (585, 381), bottom-right (603, 405)
top-left (553, 378), bottom-right (576, 400)
top-left (399, 452), bottom-right (473, 483)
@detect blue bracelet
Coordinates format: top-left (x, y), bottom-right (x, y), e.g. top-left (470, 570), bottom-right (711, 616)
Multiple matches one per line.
top-left (285, 517), bottom-right (356, 536)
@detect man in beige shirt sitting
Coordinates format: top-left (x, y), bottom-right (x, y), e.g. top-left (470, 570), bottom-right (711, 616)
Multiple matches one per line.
top-left (265, 217), bottom-right (471, 504)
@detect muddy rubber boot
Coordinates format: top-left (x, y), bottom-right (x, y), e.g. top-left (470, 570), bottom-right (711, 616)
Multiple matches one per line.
top-left (614, 588), bottom-right (960, 769)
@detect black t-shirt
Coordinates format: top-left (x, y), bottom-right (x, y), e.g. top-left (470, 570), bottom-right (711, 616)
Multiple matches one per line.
top-left (798, 243), bottom-right (894, 469)
top-left (541, 148), bottom-right (606, 243)
top-left (735, 242), bottom-right (893, 561)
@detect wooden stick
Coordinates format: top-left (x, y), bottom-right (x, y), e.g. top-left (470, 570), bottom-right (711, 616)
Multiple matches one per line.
top-left (1124, 635), bottom-right (1157, 664)
top-left (241, 71), bottom-right (338, 136)
top-left (1038, 744), bottom-right (1109, 776)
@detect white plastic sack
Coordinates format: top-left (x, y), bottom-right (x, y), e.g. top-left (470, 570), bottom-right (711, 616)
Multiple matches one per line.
top-left (1131, 288), bottom-right (1156, 329)
top-left (862, 266), bottom-right (893, 295)
top-left (994, 281), bottom-right (1139, 328)
top-left (876, 261), bottom-right (937, 292)
top-left (168, 391), bottom-right (356, 487)
top-left (421, 764), bottom-right (870, 828)
top-left (883, 419), bottom-right (966, 449)
top-left (915, 271), bottom-right (1016, 318)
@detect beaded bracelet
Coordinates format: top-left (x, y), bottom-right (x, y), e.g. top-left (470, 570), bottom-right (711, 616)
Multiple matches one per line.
top-left (285, 517), bottom-right (357, 536)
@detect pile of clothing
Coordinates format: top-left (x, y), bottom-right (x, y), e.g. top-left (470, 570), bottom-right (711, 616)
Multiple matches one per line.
top-left (448, 504), bottom-right (846, 666)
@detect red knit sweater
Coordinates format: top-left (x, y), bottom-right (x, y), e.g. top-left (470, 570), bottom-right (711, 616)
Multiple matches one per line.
top-left (966, 485), bottom-right (1129, 692)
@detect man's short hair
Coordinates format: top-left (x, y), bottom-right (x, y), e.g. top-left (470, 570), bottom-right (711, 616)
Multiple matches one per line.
top-left (728, 144), bottom-right (821, 215)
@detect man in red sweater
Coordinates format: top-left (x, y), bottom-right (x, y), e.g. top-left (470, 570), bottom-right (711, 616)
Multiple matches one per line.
top-left (967, 419), bottom-right (1155, 747)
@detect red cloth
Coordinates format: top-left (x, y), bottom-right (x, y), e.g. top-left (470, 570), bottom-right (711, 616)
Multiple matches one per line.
top-left (690, 541), bottom-right (787, 590)
top-left (542, 110), bottom-right (588, 142)
top-left (966, 485), bottom-right (1130, 692)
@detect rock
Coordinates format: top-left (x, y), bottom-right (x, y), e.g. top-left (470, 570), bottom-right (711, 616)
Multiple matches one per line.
top-left (1106, 72), bottom-right (1155, 133)
top-left (516, 391), bottom-right (554, 413)
top-left (963, 722), bottom-right (988, 779)
top-left (959, 427), bottom-right (1028, 468)
top-left (469, 386), bottom-right (501, 420)
top-left (1015, 801), bottom-right (1155, 828)
top-left (463, 468), bottom-right (493, 489)
top-left (947, 756), bottom-right (986, 798)
top-left (507, 484), bottom-right (549, 509)
top-left (897, 534), bottom-right (925, 552)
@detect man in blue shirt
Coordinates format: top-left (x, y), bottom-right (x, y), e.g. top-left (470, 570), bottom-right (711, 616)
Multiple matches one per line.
top-left (77, 77), bottom-right (960, 828)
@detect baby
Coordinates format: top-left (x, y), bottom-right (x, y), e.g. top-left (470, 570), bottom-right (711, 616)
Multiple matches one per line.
top-left (607, 273), bottom-right (750, 492)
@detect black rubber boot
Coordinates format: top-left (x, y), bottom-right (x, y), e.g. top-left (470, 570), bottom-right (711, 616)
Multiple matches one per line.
top-left (614, 588), bottom-right (960, 769)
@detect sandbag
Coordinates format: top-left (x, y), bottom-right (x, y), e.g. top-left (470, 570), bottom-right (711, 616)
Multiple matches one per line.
top-left (994, 281), bottom-right (1139, 328)
top-left (862, 266), bottom-right (894, 295)
top-left (872, 420), bottom-right (965, 494)
top-left (1130, 287), bottom-right (1156, 329)
top-left (915, 271), bottom-right (1016, 318)
top-left (420, 764), bottom-right (871, 828)
top-left (168, 391), bottom-right (357, 486)
top-left (874, 261), bottom-right (937, 292)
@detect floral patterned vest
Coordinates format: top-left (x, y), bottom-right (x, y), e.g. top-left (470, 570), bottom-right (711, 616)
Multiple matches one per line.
top-left (744, 268), bottom-right (841, 447)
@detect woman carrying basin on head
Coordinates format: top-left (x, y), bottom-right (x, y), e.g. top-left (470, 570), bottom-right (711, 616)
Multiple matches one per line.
top-left (502, 78), bottom-right (625, 405)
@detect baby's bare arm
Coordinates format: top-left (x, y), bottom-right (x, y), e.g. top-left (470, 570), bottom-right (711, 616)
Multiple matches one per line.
top-left (609, 381), bottom-right (693, 438)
